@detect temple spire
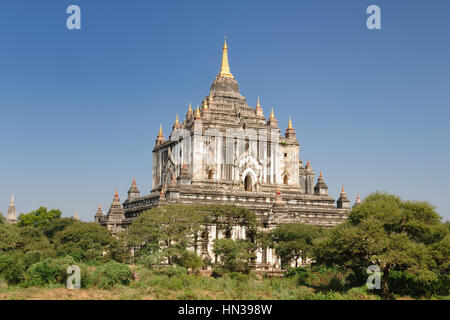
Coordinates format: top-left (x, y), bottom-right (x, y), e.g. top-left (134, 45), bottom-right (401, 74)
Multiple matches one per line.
top-left (219, 38), bottom-right (233, 78)
top-left (288, 117), bottom-right (293, 129)
top-left (6, 194), bottom-right (17, 224)
top-left (255, 97), bottom-right (264, 117)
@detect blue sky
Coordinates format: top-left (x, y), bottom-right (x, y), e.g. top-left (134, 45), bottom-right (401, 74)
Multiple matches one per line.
top-left (0, 0), bottom-right (449, 221)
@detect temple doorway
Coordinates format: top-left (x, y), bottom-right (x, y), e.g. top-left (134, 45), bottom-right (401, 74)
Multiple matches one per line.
top-left (244, 174), bottom-right (252, 192)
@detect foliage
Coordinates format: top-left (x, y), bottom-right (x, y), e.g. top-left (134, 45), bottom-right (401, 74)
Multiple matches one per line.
top-left (127, 204), bottom-right (259, 267)
top-left (0, 213), bottom-right (4, 224)
top-left (18, 207), bottom-right (62, 228)
top-left (0, 224), bottom-right (54, 256)
top-left (198, 204), bottom-right (260, 240)
top-left (54, 221), bottom-right (114, 262)
top-left (127, 205), bottom-right (206, 263)
top-left (178, 250), bottom-right (204, 273)
top-left (42, 217), bottom-right (76, 241)
top-left (270, 223), bottom-right (322, 268)
top-left (0, 223), bottom-right (21, 252)
top-left (213, 239), bottom-right (255, 274)
top-left (93, 261), bottom-right (133, 289)
top-left (0, 252), bottom-right (26, 285)
top-left (22, 256), bottom-right (76, 287)
top-left (312, 192), bottom-right (449, 298)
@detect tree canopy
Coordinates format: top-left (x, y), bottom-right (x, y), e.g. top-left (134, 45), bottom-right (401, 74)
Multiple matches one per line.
top-left (270, 223), bottom-right (324, 268)
top-left (18, 207), bottom-right (62, 228)
top-left (313, 192), bottom-right (449, 298)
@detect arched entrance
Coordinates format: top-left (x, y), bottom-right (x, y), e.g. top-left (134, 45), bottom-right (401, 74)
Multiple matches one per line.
top-left (244, 174), bottom-right (252, 192)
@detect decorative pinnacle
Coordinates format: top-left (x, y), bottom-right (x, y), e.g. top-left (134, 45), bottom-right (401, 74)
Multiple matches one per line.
top-left (195, 106), bottom-right (201, 118)
top-left (132, 177), bottom-right (136, 186)
top-left (188, 101), bottom-right (192, 113)
top-left (256, 97), bottom-right (261, 108)
top-left (270, 108), bottom-right (275, 119)
top-left (10, 194), bottom-right (14, 204)
top-left (115, 189), bottom-right (119, 198)
top-left (288, 117), bottom-right (293, 129)
top-left (341, 185), bottom-right (345, 193)
top-left (319, 171), bottom-right (323, 178)
top-left (98, 203), bottom-right (102, 210)
top-left (160, 186), bottom-right (165, 195)
top-left (306, 160), bottom-right (311, 167)
top-left (175, 114), bottom-right (179, 125)
top-left (356, 192), bottom-right (361, 203)
top-left (158, 124), bottom-right (163, 136)
top-left (276, 188), bottom-right (281, 196)
top-left (204, 100), bottom-right (208, 110)
top-left (219, 38), bottom-right (233, 78)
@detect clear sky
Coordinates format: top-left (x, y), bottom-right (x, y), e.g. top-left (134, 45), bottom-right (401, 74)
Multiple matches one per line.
top-left (0, 0), bottom-right (449, 221)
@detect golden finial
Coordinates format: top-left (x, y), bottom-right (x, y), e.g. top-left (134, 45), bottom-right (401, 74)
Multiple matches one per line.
top-left (158, 124), bottom-right (163, 136)
top-left (256, 97), bottom-right (261, 108)
top-left (98, 203), bottom-right (102, 210)
top-left (74, 212), bottom-right (79, 220)
top-left (204, 100), bottom-right (208, 110)
top-left (341, 185), bottom-right (345, 193)
top-left (175, 114), bottom-right (179, 125)
top-left (319, 171), bottom-right (323, 178)
top-left (219, 37), bottom-right (233, 78)
top-left (188, 101), bottom-right (192, 113)
top-left (195, 106), bottom-right (201, 118)
top-left (270, 108), bottom-right (275, 119)
top-left (288, 117), bottom-right (293, 129)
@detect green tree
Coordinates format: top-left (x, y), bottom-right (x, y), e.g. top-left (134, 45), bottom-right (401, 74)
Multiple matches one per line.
top-left (0, 224), bottom-right (54, 256)
top-left (0, 223), bottom-right (21, 252)
top-left (18, 207), bottom-right (62, 228)
top-left (42, 217), bottom-right (76, 241)
top-left (126, 205), bottom-right (207, 264)
top-left (313, 192), bottom-right (448, 298)
top-left (0, 212), bottom-right (4, 224)
top-left (271, 223), bottom-right (322, 268)
top-left (213, 238), bottom-right (255, 274)
top-left (199, 204), bottom-right (260, 240)
top-left (54, 222), bottom-right (114, 262)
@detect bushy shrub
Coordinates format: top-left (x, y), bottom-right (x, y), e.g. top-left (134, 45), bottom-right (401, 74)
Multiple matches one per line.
top-left (389, 270), bottom-right (440, 298)
top-left (0, 253), bottom-right (26, 285)
top-left (178, 251), bottom-right (203, 273)
top-left (158, 266), bottom-right (187, 277)
top-left (284, 267), bottom-right (310, 286)
top-left (344, 286), bottom-right (377, 300)
top-left (93, 261), bottom-right (133, 289)
top-left (23, 251), bottom-right (43, 269)
top-left (140, 251), bottom-right (166, 269)
top-left (22, 256), bottom-right (76, 287)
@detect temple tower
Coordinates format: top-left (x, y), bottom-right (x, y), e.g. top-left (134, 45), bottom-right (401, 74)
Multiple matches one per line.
top-left (6, 194), bottom-right (17, 224)
top-left (337, 186), bottom-right (351, 209)
top-left (127, 177), bottom-right (140, 201)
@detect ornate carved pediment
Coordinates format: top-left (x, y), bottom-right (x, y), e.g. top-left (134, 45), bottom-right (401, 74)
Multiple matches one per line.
top-left (235, 152), bottom-right (263, 183)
